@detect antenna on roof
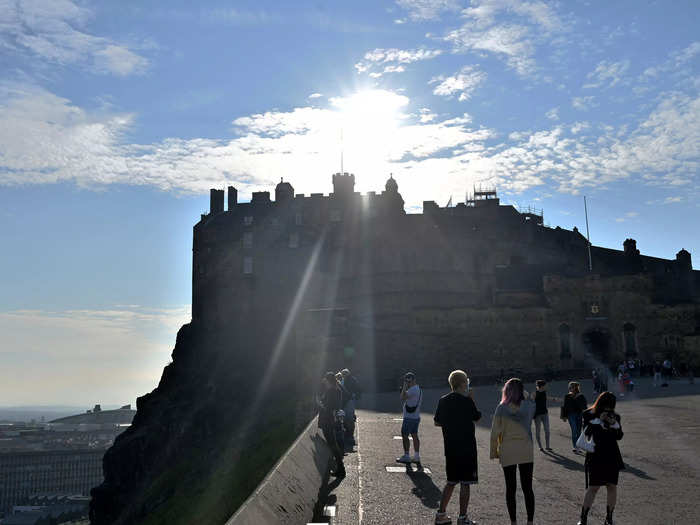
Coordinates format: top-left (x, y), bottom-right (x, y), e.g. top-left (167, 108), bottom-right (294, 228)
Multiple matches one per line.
top-left (340, 127), bottom-right (344, 175)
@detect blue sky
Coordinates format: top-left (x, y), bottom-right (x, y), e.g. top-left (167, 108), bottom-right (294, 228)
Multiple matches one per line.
top-left (1, 0), bottom-right (698, 405)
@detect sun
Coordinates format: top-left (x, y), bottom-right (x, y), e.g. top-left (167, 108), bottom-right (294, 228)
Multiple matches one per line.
top-left (330, 89), bottom-right (409, 169)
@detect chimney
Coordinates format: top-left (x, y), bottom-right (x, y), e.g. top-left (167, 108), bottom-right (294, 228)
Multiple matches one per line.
top-left (210, 189), bottom-right (224, 215)
top-left (228, 186), bottom-right (238, 211)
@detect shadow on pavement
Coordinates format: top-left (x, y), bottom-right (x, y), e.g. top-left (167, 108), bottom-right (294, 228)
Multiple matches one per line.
top-left (541, 450), bottom-right (584, 472)
top-left (404, 463), bottom-right (442, 509)
top-left (623, 463), bottom-right (655, 480)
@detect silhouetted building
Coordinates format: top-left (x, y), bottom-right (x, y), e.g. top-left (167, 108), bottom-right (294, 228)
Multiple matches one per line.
top-left (192, 173), bottom-right (700, 390)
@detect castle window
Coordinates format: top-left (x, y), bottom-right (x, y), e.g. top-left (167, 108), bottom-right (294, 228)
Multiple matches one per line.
top-left (243, 232), bottom-right (253, 248)
top-left (289, 232), bottom-right (299, 248)
top-left (243, 257), bottom-right (253, 274)
top-left (330, 209), bottom-right (341, 222)
top-left (295, 212), bottom-right (303, 225)
top-left (244, 215), bottom-right (253, 226)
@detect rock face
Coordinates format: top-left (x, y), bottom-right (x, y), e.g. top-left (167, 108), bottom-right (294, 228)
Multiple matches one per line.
top-left (90, 322), bottom-right (302, 525)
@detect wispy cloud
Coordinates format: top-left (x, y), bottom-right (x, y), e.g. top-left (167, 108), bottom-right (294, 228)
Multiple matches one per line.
top-left (572, 96), bottom-right (597, 111)
top-left (430, 65), bottom-right (486, 101)
top-left (1, 82), bottom-right (697, 206)
top-left (546, 107), bottom-right (559, 120)
top-left (0, 0), bottom-right (149, 76)
top-left (355, 47), bottom-right (442, 77)
top-left (584, 59), bottom-right (630, 89)
top-left (395, 0), bottom-right (461, 21)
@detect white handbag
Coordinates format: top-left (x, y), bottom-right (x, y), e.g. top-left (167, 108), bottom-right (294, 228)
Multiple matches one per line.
top-left (576, 428), bottom-right (595, 453)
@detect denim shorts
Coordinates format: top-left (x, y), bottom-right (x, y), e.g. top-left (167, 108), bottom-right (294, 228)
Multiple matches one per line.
top-left (401, 418), bottom-right (420, 436)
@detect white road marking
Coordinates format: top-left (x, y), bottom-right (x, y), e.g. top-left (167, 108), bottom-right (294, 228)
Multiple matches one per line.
top-left (385, 466), bottom-right (432, 474)
top-left (323, 505), bottom-right (336, 517)
top-left (357, 418), bottom-right (364, 525)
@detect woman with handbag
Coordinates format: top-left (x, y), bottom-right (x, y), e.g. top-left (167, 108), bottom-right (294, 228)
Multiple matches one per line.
top-left (561, 381), bottom-right (587, 452)
top-left (490, 378), bottom-right (537, 525)
top-left (577, 391), bottom-right (624, 525)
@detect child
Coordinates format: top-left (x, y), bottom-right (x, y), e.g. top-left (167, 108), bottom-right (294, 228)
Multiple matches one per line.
top-left (434, 370), bottom-right (481, 525)
top-left (534, 379), bottom-right (555, 451)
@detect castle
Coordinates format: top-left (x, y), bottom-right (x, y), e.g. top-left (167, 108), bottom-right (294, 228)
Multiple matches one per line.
top-left (192, 173), bottom-right (700, 389)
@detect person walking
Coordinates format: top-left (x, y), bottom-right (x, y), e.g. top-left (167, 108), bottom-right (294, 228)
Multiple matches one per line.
top-left (317, 372), bottom-right (346, 478)
top-left (490, 378), bottom-right (536, 525)
top-left (561, 381), bottom-right (587, 453)
top-left (434, 370), bottom-right (481, 525)
top-left (533, 379), bottom-right (554, 452)
top-left (341, 368), bottom-right (361, 445)
top-left (396, 372), bottom-right (422, 464)
top-left (577, 392), bottom-right (624, 525)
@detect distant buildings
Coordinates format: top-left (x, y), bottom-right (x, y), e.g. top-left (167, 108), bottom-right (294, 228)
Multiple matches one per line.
top-left (0, 405), bottom-right (134, 516)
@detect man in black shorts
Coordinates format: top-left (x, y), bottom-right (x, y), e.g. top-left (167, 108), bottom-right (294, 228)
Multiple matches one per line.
top-left (434, 370), bottom-right (481, 525)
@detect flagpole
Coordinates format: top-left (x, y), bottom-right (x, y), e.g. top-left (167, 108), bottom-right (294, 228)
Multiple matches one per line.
top-left (584, 196), bottom-right (593, 272)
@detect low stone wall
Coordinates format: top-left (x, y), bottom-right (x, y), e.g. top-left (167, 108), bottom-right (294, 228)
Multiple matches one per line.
top-left (225, 416), bottom-right (331, 525)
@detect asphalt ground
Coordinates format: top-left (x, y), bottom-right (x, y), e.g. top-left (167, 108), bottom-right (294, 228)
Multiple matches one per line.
top-left (316, 377), bottom-right (700, 525)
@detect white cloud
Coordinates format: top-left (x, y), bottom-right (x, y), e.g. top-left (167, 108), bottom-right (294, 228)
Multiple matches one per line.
top-left (545, 108), bottom-right (559, 120)
top-left (355, 47), bottom-right (442, 76)
top-left (0, 0), bottom-right (149, 76)
top-left (308, 93), bottom-right (323, 99)
top-left (2, 82), bottom-right (697, 207)
top-left (395, 0), bottom-right (461, 21)
top-left (430, 66), bottom-right (487, 101)
top-left (615, 211), bottom-right (639, 222)
top-left (440, 0), bottom-right (566, 76)
top-left (572, 96), bottom-right (597, 110)
top-left (445, 23), bottom-right (536, 75)
top-left (584, 59), bottom-right (630, 89)
top-left (0, 306), bottom-right (191, 405)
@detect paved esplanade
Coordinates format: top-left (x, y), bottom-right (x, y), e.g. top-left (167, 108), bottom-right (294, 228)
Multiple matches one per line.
top-left (318, 378), bottom-right (700, 525)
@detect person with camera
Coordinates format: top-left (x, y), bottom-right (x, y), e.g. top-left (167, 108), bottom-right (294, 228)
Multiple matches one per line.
top-left (433, 370), bottom-right (481, 525)
top-left (317, 371), bottom-right (346, 478)
top-left (396, 372), bottom-right (422, 464)
top-left (577, 392), bottom-right (624, 525)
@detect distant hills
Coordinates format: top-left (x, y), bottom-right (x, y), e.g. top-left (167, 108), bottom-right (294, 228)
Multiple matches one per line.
top-left (0, 406), bottom-right (121, 423)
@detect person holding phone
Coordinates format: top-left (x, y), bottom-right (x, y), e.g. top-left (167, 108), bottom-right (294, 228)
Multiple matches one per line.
top-left (577, 392), bottom-right (624, 525)
top-left (397, 372), bottom-right (421, 464)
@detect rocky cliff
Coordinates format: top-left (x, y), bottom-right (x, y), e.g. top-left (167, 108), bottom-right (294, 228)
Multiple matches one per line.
top-left (90, 321), bottom-right (304, 525)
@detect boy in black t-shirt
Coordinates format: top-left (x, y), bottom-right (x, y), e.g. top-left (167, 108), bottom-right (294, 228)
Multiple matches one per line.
top-left (534, 379), bottom-right (552, 451)
top-left (434, 370), bottom-right (481, 525)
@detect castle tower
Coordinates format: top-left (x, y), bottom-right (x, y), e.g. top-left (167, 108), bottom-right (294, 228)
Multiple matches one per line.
top-left (332, 172), bottom-right (355, 196)
top-left (676, 248), bottom-right (692, 271)
top-left (275, 178), bottom-right (294, 203)
top-left (209, 189), bottom-right (224, 215)
top-left (385, 174), bottom-right (398, 193)
top-left (228, 186), bottom-right (237, 211)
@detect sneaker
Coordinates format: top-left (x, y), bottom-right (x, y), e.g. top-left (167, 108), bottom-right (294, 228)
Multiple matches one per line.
top-left (539, 447), bottom-right (544, 452)
top-left (457, 516), bottom-right (477, 524)
top-left (546, 447), bottom-right (553, 451)
top-left (412, 453), bottom-right (421, 463)
top-left (396, 454), bottom-right (411, 463)
top-left (435, 512), bottom-right (452, 524)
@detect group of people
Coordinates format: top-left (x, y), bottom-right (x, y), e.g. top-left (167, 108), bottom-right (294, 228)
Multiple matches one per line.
top-left (316, 368), bottom-right (362, 479)
top-left (393, 373), bottom-right (624, 525)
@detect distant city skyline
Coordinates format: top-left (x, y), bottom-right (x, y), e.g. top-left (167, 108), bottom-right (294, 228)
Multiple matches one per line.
top-left (1, 0), bottom-right (698, 405)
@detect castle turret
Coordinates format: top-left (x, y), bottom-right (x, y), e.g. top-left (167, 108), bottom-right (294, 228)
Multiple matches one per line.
top-left (275, 178), bottom-right (294, 203)
top-left (332, 172), bottom-right (355, 196)
top-left (623, 238), bottom-right (639, 256)
top-left (228, 186), bottom-right (238, 210)
top-left (210, 189), bottom-right (224, 215)
top-left (385, 174), bottom-right (398, 193)
top-left (676, 248), bottom-right (692, 271)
